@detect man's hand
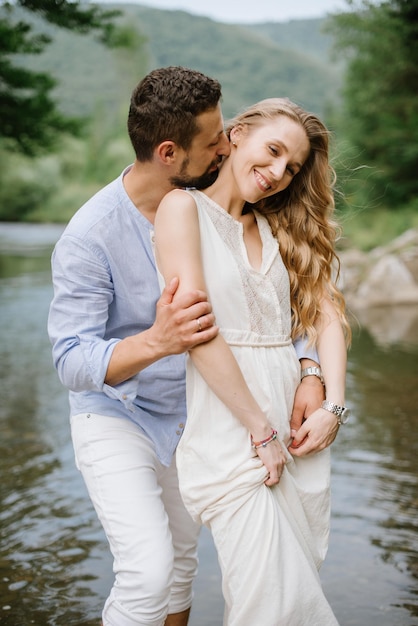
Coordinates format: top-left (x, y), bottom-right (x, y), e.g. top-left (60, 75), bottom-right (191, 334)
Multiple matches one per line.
top-left (289, 365), bottom-right (339, 456)
top-left (152, 277), bottom-right (218, 355)
top-left (290, 374), bottom-right (325, 432)
top-left (289, 407), bottom-right (339, 456)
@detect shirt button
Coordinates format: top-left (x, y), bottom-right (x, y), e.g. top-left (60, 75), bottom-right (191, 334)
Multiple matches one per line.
top-left (176, 430), bottom-right (181, 436)
top-left (179, 423), bottom-right (184, 428)
top-left (122, 394), bottom-right (127, 400)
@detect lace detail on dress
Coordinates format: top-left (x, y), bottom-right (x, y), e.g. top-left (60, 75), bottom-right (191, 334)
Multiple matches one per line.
top-left (189, 190), bottom-right (292, 339)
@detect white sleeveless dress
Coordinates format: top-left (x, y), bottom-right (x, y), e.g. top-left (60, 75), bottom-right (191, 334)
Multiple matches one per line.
top-left (172, 190), bottom-right (339, 625)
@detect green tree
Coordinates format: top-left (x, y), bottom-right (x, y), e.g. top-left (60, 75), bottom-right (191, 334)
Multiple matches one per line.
top-left (328, 0), bottom-right (418, 206)
top-left (0, 0), bottom-right (121, 154)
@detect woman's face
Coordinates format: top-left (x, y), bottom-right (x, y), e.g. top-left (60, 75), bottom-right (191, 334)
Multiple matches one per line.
top-left (230, 116), bottom-right (310, 203)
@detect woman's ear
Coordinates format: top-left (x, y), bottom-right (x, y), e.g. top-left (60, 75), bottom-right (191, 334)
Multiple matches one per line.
top-left (230, 124), bottom-right (244, 146)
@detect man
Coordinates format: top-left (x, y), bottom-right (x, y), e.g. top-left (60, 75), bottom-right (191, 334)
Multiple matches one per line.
top-left (48, 66), bottom-right (324, 626)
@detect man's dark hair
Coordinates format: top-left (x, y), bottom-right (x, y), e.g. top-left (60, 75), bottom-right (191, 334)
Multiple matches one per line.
top-left (127, 66), bottom-right (222, 161)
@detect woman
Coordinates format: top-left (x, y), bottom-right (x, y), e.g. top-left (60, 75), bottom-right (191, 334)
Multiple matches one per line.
top-left (154, 98), bottom-right (350, 625)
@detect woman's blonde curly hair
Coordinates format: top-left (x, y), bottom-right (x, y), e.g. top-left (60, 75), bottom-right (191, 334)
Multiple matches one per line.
top-left (226, 98), bottom-right (351, 347)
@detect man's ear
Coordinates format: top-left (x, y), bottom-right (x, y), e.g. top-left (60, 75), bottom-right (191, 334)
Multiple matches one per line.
top-left (156, 141), bottom-right (178, 164)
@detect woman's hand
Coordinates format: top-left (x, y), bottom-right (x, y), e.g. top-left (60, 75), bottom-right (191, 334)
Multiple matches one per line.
top-left (288, 407), bottom-right (339, 457)
top-left (255, 439), bottom-right (287, 486)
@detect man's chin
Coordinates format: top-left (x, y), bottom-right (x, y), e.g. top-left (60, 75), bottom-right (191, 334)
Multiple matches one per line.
top-left (170, 168), bottom-right (219, 190)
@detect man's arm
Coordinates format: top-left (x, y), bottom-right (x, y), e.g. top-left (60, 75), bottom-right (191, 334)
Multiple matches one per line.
top-left (105, 277), bottom-right (217, 386)
top-left (49, 236), bottom-right (218, 396)
top-left (290, 337), bottom-right (326, 435)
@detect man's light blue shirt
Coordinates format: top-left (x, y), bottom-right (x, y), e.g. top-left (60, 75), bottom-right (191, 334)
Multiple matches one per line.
top-left (48, 167), bottom-right (317, 467)
top-left (48, 168), bottom-right (188, 466)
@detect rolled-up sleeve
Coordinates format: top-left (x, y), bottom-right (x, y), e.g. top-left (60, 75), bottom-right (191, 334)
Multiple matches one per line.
top-left (48, 234), bottom-right (133, 401)
top-left (293, 335), bottom-right (320, 363)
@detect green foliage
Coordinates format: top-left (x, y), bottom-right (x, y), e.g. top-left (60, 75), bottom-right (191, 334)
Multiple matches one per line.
top-left (332, 137), bottom-right (418, 250)
top-left (15, 0), bottom-right (120, 42)
top-left (120, 6), bottom-right (339, 119)
top-left (0, 9), bottom-right (81, 154)
top-left (245, 18), bottom-right (340, 66)
top-left (0, 147), bottom-right (59, 220)
top-left (0, 0), bottom-right (125, 154)
top-left (327, 0), bottom-right (418, 207)
top-left (18, 5), bottom-right (340, 122)
top-left (338, 199), bottom-right (418, 251)
top-left (0, 109), bottom-right (134, 223)
top-left (1, 2), bottom-right (416, 250)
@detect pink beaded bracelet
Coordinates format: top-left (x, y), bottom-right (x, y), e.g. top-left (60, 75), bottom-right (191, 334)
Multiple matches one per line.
top-left (251, 429), bottom-right (278, 449)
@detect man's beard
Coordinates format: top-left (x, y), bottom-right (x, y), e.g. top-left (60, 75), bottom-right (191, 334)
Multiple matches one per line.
top-left (170, 157), bottom-right (220, 190)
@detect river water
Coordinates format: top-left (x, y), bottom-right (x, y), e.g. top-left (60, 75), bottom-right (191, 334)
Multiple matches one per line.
top-left (0, 222), bottom-right (417, 626)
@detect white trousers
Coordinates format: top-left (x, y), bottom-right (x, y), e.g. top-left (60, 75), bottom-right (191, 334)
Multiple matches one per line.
top-left (71, 413), bottom-right (200, 626)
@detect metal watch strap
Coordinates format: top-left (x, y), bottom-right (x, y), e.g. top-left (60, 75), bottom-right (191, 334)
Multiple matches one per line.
top-left (321, 400), bottom-right (350, 425)
top-left (301, 366), bottom-right (324, 384)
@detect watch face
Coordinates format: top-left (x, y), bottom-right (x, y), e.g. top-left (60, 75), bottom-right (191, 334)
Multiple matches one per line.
top-left (340, 408), bottom-right (350, 424)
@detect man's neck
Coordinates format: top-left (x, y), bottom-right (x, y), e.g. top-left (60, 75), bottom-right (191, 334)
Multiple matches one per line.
top-left (123, 161), bottom-right (173, 225)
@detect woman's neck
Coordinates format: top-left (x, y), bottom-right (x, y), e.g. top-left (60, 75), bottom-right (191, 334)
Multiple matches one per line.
top-left (202, 164), bottom-right (246, 220)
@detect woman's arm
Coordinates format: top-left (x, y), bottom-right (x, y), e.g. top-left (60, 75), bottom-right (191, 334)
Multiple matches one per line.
top-left (316, 297), bottom-right (347, 407)
top-left (289, 296), bottom-right (347, 456)
top-left (154, 189), bottom-right (287, 485)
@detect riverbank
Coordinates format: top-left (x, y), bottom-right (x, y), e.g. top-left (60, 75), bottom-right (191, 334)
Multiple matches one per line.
top-left (340, 228), bottom-right (418, 347)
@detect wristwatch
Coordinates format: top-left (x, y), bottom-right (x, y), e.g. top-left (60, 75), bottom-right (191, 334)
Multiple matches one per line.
top-left (321, 400), bottom-right (350, 425)
top-left (301, 366), bottom-right (324, 385)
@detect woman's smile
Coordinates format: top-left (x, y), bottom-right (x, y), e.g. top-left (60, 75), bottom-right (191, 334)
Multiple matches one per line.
top-left (254, 169), bottom-right (272, 192)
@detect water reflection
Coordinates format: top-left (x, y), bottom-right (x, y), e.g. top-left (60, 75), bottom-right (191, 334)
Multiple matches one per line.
top-left (359, 332), bottom-right (418, 620)
top-left (0, 245), bottom-right (111, 625)
top-left (322, 327), bottom-right (418, 625)
top-left (353, 304), bottom-right (418, 350)
top-left (0, 224), bottom-right (417, 626)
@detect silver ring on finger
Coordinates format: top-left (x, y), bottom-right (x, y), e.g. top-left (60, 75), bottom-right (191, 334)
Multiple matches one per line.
top-left (196, 318), bottom-right (202, 332)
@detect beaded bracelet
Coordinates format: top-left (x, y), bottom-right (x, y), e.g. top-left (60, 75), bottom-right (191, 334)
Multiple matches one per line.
top-left (251, 429), bottom-right (278, 449)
